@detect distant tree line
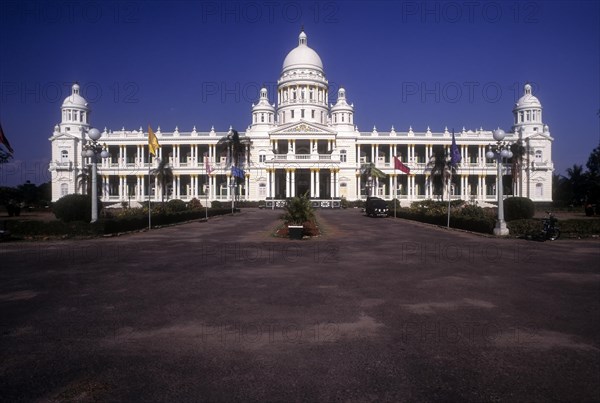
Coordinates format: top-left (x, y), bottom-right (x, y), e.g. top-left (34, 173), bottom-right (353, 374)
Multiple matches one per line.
top-left (554, 146), bottom-right (600, 214)
top-left (0, 181), bottom-right (52, 210)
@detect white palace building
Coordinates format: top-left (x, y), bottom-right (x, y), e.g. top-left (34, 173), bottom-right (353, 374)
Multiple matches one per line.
top-left (49, 31), bottom-right (554, 206)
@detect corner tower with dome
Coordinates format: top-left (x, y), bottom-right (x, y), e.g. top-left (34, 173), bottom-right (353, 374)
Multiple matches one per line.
top-left (49, 30), bottom-right (554, 205)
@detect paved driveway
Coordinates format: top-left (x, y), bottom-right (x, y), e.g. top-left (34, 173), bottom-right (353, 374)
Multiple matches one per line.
top-left (1, 209), bottom-right (599, 401)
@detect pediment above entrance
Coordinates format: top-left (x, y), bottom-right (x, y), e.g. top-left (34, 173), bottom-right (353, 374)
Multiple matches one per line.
top-left (270, 121), bottom-right (337, 138)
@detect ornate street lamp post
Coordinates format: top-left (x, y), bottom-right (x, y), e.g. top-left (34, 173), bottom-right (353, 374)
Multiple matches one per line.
top-left (83, 128), bottom-right (109, 223)
top-left (486, 128), bottom-right (513, 236)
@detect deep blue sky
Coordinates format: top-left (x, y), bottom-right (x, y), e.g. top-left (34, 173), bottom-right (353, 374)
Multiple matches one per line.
top-left (1, 0), bottom-right (599, 186)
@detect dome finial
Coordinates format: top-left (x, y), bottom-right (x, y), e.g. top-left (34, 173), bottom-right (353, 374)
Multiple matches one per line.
top-left (299, 29), bottom-right (307, 46)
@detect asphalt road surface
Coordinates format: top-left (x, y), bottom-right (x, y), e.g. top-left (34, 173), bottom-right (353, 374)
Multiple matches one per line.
top-left (1, 209), bottom-right (599, 401)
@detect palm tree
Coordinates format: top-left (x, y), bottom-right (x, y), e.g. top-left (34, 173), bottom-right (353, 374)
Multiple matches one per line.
top-left (510, 139), bottom-right (527, 196)
top-left (426, 148), bottom-right (455, 201)
top-left (0, 149), bottom-right (11, 164)
top-left (216, 129), bottom-right (252, 170)
top-left (76, 165), bottom-right (102, 196)
top-left (281, 191), bottom-right (315, 225)
top-left (151, 158), bottom-right (173, 204)
top-left (217, 129), bottom-right (252, 196)
top-left (360, 162), bottom-right (386, 196)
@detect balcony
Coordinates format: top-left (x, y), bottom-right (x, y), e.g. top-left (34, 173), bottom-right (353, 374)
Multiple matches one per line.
top-left (50, 161), bottom-right (73, 171)
top-left (272, 154), bottom-right (335, 162)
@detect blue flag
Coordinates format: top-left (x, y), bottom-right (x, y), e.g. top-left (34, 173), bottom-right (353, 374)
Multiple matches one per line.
top-left (231, 166), bottom-right (245, 179)
top-left (450, 129), bottom-right (461, 166)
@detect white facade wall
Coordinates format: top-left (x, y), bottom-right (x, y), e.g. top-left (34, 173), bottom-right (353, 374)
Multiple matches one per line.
top-left (50, 33), bottom-right (554, 205)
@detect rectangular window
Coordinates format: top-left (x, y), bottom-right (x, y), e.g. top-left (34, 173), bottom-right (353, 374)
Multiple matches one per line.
top-left (259, 155), bottom-right (266, 163)
top-left (301, 109), bottom-right (305, 118)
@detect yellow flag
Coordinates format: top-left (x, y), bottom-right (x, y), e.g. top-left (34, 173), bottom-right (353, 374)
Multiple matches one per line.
top-left (148, 125), bottom-right (160, 156)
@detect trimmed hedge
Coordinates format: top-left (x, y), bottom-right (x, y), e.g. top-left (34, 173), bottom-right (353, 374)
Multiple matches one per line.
top-left (393, 207), bottom-right (496, 234)
top-left (3, 208), bottom-right (234, 238)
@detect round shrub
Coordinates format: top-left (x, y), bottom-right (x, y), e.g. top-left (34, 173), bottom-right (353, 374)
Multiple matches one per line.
top-left (166, 199), bottom-right (187, 213)
top-left (504, 197), bottom-right (535, 221)
top-left (53, 194), bottom-right (101, 222)
top-left (188, 198), bottom-right (203, 210)
top-left (211, 200), bottom-right (223, 208)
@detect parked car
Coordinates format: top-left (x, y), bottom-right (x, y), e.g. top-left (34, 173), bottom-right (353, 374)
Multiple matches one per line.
top-left (365, 197), bottom-right (389, 217)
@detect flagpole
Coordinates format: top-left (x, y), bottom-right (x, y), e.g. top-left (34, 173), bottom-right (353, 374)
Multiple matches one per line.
top-left (148, 148), bottom-right (152, 230)
top-left (394, 163), bottom-right (397, 218)
top-left (447, 171), bottom-right (452, 228)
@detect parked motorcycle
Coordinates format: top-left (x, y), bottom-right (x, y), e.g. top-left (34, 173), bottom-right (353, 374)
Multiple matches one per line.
top-left (541, 211), bottom-right (560, 241)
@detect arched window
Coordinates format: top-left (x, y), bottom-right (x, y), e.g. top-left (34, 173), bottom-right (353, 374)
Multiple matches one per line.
top-left (535, 150), bottom-right (543, 162)
top-left (535, 183), bottom-right (543, 197)
top-left (258, 183), bottom-right (266, 197)
top-left (61, 150), bottom-right (69, 162)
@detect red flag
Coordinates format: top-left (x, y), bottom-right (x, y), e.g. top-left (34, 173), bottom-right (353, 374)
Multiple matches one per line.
top-left (204, 152), bottom-right (213, 174)
top-left (0, 123), bottom-right (14, 154)
top-left (393, 156), bottom-right (410, 174)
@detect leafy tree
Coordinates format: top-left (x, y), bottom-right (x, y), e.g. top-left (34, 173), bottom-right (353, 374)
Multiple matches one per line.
top-left (566, 164), bottom-right (586, 206)
top-left (552, 174), bottom-right (572, 207)
top-left (585, 145), bottom-right (600, 209)
top-left (151, 158), bottom-right (173, 204)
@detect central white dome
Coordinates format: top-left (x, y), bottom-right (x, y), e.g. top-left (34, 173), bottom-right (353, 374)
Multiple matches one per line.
top-left (282, 31), bottom-right (323, 72)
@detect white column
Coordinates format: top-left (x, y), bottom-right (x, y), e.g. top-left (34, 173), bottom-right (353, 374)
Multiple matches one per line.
top-left (310, 169), bottom-right (315, 197)
top-left (315, 170), bottom-right (320, 198)
top-left (291, 169), bottom-right (296, 197)
top-left (334, 170), bottom-right (339, 198)
top-left (285, 170), bottom-right (290, 198)
top-left (388, 175), bottom-right (393, 199)
top-left (267, 169), bottom-right (272, 199)
top-left (357, 175), bottom-right (361, 198)
top-left (330, 170), bottom-right (334, 198)
top-left (270, 169), bottom-right (276, 199)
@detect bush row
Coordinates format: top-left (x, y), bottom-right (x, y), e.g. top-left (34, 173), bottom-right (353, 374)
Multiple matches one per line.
top-left (3, 208), bottom-right (234, 238)
top-left (508, 218), bottom-right (600, 238)
top-left (102, 208), bottom-right (233, 234)
top-left (392, 208), bottom-right (496, 234)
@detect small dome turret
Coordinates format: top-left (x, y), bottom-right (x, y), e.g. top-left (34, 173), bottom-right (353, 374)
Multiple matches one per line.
top-left (331, 88), bottom-right (354, 126)
top-left (62, 83), bottom-right (88, 108)
top-left (512, 83), bottom-right (544, 135)
top-left (251, 87), bottom-right (275, 127)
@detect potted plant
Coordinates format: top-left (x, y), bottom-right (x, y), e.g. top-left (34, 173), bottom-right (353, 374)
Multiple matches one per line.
top-left (281, 192), bottom-right (315, 240)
